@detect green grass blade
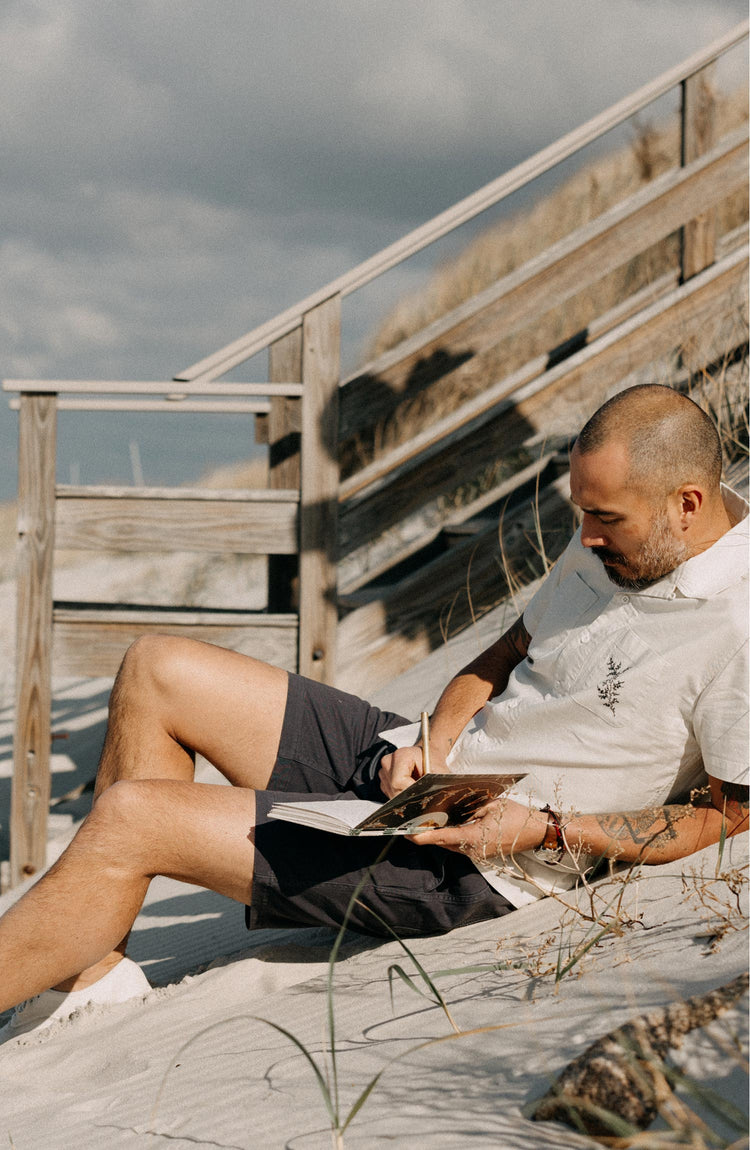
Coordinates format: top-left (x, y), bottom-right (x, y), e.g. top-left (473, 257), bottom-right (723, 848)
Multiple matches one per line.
top-left (323, 839), bottom-right (394, 1120)
top-left (387, 962), bottom-right (435, 1008)
top-left (556, 919), bottom-right (617, 979)
top-left (252, 1016), bottom-right (337, 1126)
top-left (354, 899), bottom-right (459, 1031)
top-left (340, 1069), bottom-right (390, 1133)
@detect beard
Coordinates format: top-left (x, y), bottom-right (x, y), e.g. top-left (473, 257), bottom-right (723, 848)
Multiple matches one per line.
top-left (593, 509), bottom-right (690, 591)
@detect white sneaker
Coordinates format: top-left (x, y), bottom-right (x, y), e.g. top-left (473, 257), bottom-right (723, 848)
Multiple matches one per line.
top-left (0, 957), bottom-right (151, 1042)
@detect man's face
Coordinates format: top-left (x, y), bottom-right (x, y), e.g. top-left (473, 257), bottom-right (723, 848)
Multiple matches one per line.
top-left (569, 441), bottom-right (688, 590)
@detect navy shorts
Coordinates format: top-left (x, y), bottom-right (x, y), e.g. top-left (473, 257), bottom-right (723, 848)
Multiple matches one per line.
top-left (247, 674), bottom-right (515, 938)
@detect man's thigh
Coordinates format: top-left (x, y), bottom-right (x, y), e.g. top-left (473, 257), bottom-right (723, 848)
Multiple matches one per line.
top-left (268, 673), bottom-right (409, 798)
top-left (249, 799), bottom-right (514, 938)
top-left (244, 676), bottom-right (514, 940)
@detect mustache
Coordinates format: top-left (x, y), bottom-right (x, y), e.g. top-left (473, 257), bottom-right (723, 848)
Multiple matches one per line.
top-left (592, 546), bottom-right (628, 567)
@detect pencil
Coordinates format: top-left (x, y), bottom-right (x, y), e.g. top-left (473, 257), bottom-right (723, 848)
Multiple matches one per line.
top-left (420, 711), bottom-right (431, 774)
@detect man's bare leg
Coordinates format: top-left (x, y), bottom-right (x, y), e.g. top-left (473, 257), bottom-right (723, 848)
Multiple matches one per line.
top-left (93, 634), bottom-right (289, 796)
top-left (0, 636), bottom-right (289, 1010)
top-left (0, 779), bottom-right (260, 1013)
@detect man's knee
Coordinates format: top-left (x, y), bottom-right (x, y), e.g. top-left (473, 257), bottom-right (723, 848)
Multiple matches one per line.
top-left (115, 634), bottom-right (197, 706)
top-left (81, 779), bottom-right (148, 856)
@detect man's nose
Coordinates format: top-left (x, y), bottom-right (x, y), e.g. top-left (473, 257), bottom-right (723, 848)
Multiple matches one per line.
top-left (580, 513), bottom-right (607, 549)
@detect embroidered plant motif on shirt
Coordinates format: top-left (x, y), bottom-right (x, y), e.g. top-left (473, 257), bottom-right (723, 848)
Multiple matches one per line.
top-left (597, 657), bottom-right (625, 715)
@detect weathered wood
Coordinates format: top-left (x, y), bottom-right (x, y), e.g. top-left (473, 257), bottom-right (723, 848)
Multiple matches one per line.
top-left (2, 380), bottom-right (304, 396)
top-left (339, 129), bottom-right (747, 439)
top-left (40, 399), bottom-right (271, 415)
top-left (56, 484), bottom-right (297, 502)
top-left (338, 452), bottom-right (558, 596)
top-left (337, 246), bottom-right (747, 561)
top-left (337, 475), bottom-right (574, 695)
top-left (267, 325), bottom-right (303, 611)
top-left (174, 22), bottom-right (748, 383)
top-left (298, 296), bottom-right (341, 682)
top-left (681, 64), bottom-right (717, 280)
top-left (54, 495), bottom-right (298, 554)
top-left (268, 327), bottom-right (303, 488)
top-left (52, 609), bottom-right (298, 677)
top-left (12, 394), bottom-right (57, 886)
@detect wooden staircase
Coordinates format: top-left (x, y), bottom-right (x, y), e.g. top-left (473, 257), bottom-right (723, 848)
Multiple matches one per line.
top-left (3, 21), bottom-right (748, 884)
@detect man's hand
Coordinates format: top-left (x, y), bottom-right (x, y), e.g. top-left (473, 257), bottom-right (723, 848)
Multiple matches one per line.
top-left (407, 798), bottom-right (546, 863)
top-left (378, 746), bottom-right (446, 798)
top-left (408, 776), bottom-right (749, 868)
top-left (377, 614), bottom-right (532, 801)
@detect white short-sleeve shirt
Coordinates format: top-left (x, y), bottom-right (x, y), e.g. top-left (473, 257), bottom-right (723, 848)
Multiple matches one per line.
top-left (384, 487), bottom-right (748, 905)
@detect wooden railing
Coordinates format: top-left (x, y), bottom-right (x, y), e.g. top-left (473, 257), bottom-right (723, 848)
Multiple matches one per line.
top-left (3, 22), bottom-right (748, 885)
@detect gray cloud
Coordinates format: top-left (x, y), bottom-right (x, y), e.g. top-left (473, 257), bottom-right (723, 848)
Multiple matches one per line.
top-left (0, 0), bottom-right (746, 494)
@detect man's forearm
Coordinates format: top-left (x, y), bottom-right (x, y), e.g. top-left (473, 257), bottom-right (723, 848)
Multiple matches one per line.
top-left (564, 802), bottom-right (724, 864)
top-left (426, 615), bottom-right (531, 762)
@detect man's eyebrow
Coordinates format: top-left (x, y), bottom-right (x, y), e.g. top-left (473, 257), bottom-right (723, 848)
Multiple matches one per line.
top-left (569, 497), bottom-right (620, 516)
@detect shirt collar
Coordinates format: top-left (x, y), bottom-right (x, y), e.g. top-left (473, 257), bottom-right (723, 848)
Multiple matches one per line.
top-left (576, 484), bottom-right (748, 602)
top-left (652, 484), bottom-right (749, 601)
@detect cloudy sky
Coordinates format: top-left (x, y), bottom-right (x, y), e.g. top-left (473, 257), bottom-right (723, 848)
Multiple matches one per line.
top-left (1, 0), bottom-right (746, 498)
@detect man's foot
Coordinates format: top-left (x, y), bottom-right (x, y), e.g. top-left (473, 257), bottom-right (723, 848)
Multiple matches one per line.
top-left (0, 957), bottom-right (151, 1043)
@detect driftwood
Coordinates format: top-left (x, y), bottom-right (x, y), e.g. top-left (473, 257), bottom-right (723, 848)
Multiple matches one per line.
top-left (528, 972), bottom-right (748, 1136)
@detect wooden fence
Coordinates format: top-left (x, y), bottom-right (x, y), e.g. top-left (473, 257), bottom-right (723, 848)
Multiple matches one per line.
top-left (3, 21), bottom-right (748, 885)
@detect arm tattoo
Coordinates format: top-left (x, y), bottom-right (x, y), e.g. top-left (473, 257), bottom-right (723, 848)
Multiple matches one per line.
top-left (601, 806), bottom-right (691, 848)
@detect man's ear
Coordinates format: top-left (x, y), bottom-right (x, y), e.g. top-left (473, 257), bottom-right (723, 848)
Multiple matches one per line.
top-left (678, 486), bottom-right (703, 522)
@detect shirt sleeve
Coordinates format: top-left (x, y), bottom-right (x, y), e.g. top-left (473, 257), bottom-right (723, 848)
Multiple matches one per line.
top-left (693, 639), bottom-right (749, 785)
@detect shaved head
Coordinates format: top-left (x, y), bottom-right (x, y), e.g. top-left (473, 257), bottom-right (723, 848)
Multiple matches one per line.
top-left (575, 385), bottom-right (722, 500)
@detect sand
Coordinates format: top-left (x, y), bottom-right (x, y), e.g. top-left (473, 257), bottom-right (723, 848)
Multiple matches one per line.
top-left (0, 563), bottom-right (747, 1148)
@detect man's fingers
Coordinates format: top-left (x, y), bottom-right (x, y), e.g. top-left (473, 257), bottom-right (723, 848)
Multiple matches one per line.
top-left (406, 825), bottom-right (473, 851)
top-left (378, 747), bottom-right (423, 798)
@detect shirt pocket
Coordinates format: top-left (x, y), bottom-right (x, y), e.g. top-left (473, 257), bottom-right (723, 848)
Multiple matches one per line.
top-left (569, 628), bottom-right (667, 729)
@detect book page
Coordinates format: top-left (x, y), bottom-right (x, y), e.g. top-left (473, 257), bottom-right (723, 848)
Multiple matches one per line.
top-left (267, 799), bottom-right (381, 833)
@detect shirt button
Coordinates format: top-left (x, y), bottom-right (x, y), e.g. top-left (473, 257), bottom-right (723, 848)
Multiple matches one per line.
top-left (621, 595), bottom-right (630, 604)
top-left (580, 631), bottom-right (590, 643)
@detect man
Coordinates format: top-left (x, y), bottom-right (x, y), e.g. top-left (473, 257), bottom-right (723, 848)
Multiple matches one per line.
top-left (1, 384), bottom-right (747, 1039)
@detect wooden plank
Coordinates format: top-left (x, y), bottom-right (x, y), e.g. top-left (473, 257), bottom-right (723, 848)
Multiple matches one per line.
top-left (338, 129), bottom-right (748, 438)
top-left (43, 399), bottom-right (271, 415)
top-left (52, 612), bottom-right (298, 677)
top-left (268, 326), bottom-right (303, 613)
top-left (681, 64), bottom-right (717, 280)
top-left (338, 212), bottom-right (741, 468)
top-left (298, 296), bottom-right (341, 682)
top-left (174, 22), bottom-right (748, 383)
top-left (56, 484), bottom-right (297, 502)
top-left (337, 248), bottom-right (746, 558)
top-left (54, 496), bottom-right (298, 553)
top-left (340, 247), bottom-right (746, 506)
top-left (338, 452), bottom-right (557, 596)
top-left (12, 394), bottom-right (57, 886)
top-left (337, 475), bottom-right (574, 697)
top-left (2, 380), bottom-right (304, 396)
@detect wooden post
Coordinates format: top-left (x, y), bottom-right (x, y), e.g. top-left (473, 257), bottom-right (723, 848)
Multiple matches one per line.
top-left (680, 64), bottom-right (716, 281)
top-left (11, 393), bottom-right (57, 886)
top-left (267, 326), bottom-right (302, 613)
top-left (298, 296), bottom-right (341, 683)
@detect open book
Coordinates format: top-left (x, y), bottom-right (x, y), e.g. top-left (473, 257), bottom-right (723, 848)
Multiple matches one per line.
top-left (267, 773), bottom-right (525, 836)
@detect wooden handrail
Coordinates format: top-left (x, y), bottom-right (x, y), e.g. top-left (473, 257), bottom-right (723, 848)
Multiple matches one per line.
top-left (338, 246), bottom-right (748, 505)
top-left (174, 21), bottom-right (748, 384)
top-left (338, 126), bottom-right (748, 438)
top-left (2, 380), bottom-right (303, 396)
